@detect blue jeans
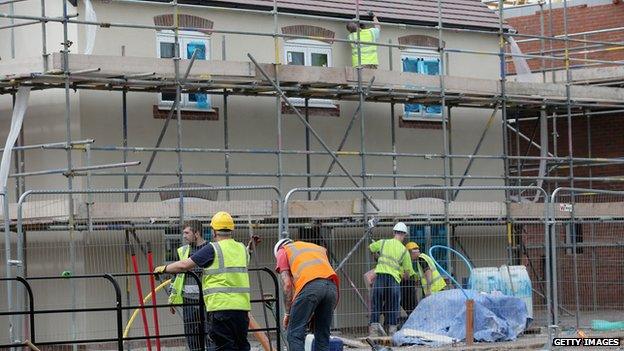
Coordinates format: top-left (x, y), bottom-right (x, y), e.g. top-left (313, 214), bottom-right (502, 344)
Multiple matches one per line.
top-left (287, 279), bottom-right (338, 351)
top-left (370, 273), bottom-right (400, 325)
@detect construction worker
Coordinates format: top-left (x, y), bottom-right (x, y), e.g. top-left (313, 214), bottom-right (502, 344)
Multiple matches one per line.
top-left (167, 220), bottom-right (210, 351)
top-left (346, 11), bottom-right (381, 69)
top-left (155, 211), bottom-right (251, 351)
top-left (369, 222), bottom-right (416, 336)
top-left (273, 238), bottom-right (339, 351)
top-left (408, 242), bottom-right (447, 297)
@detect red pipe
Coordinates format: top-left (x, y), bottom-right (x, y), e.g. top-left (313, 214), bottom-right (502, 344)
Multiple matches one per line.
top-left (146, 242), bottom-right (162, 351)
top-left (131, 245), bottom-right (152, 351)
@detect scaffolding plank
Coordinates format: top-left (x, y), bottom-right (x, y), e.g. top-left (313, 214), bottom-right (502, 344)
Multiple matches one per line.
top-left (51, 53), bottom-right (256, 79)
top-left (0, 56), bottom-right (45, 78)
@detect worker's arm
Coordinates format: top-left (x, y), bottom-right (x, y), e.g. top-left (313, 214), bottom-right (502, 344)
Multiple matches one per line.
top-left (163, 258), bottom-right (197, 273)
top-left (423, 269), bottom-right (434, 296)
top-left (372, 13), bottom-right (380, 30)
top-left (402, 250), bottom-right (417, 278)
top-left (280, 270), bottom-right (295, 328)
top-left (369, 240), bottom-right (382, 253)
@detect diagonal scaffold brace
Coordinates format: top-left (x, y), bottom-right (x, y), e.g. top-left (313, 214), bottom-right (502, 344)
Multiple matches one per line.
top-left (247, 53), bottom-right (380, 211)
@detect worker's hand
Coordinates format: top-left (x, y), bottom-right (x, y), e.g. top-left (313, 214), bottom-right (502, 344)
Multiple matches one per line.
top-left (153, 265), bottom-right (167, 275)
top-left (248, 235), bottom-right (262, 247)
top-left (170, 306), bottom-right (176, 315)
top-left (283, 313), bottom-right (290, 328)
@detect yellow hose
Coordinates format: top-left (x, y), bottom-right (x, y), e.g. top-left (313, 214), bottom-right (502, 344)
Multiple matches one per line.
top-left (123, 279), bottom-right (171, 338)
top-left (123, 278), bottom-right (273, 351)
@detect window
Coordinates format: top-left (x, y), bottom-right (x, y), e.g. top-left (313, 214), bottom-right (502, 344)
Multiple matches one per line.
top-left (401, 50), bottom-right (442, 120)
top-left (284, 39), bottom-right (333, 108)
top-left (157, 30), bottom-right (211, 110)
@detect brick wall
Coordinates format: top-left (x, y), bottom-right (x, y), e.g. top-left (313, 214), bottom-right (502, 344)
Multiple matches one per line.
top-left (505, 2), bottom-right (624, 73)
top-left (507, 114), bottom-right (624, 191)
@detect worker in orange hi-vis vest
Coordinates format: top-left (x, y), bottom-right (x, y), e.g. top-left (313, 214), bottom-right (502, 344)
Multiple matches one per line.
top-left (273, 238), bottom-right (340, 351)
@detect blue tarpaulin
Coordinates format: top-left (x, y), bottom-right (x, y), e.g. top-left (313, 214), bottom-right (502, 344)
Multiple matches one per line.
top-left (393, 289), bottom-right (531, 346)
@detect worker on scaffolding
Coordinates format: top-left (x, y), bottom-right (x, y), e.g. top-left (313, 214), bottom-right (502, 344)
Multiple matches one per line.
top-left (273, 237), bottom-right (339, 351)
top-left (368, 222), bottom-right (416, 337)
top-left (167, 219), bottom-right (210, 351)
top-left (155, 211), bottom-right (251, 351)
top-left (346, 11), bottom-right (381, 69)
top-left (406, 241), bottom-right (447, 298)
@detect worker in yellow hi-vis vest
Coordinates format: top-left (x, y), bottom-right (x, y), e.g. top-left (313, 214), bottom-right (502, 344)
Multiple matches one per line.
top-left (167, 220), bottom-right (209, 351)
top-left (369, 222), bottom-right (416, 337)
top-left (406, 242), bottom-right (447, 297)
top-left (347, 11), bottom-right (381, 69)
top-left (155, 211), bottom-right (251, 351)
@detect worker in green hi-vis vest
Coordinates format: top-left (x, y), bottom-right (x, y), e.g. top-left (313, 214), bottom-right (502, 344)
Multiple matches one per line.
top-left (346, 11), bottom-right (381, 69)
top-left (167, 219), bottom-right (209, 351)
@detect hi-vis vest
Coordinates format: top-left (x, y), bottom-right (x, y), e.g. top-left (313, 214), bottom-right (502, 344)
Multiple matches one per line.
top-left (416, 253), bottom-right (447, 294)
top-left (348, 28), bottom-right (378, 66)
top-left (169, 245), bottom-right (191, 304)
top-left (284, 241), bottom-right (337, 299)
top-left (202, 239), bottom-right (251, 312)
top-left (374, 239), bottom-right (409, 283)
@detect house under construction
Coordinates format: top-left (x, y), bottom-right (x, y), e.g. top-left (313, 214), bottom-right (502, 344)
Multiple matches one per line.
top-left (0, 0), bottom-right (623, 349)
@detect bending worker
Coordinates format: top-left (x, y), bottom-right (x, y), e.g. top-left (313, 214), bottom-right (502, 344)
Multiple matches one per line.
top-left (346, 11), bottom-right (381, 69)
top-left (369, 222), bottom-right (416, 337)
top-left (406, 242), bottom-right (447, 297)
top-left (155, 211), bottom-right (251, 351)
top-left (273, 238), bottom-right (339, 351)
top-left (167, 220), bottom-right (210, 351)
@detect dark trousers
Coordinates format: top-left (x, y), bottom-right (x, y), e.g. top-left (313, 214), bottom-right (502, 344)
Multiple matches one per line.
top-left (182, 298), bottom-right (208, 351)
top-left (400, 278), bottom-right (418, 316)
top-left (370, 273), bottom-right (400, 326)
top-left (207, 310), bottom-right (250, 351)
top-left (287, 279), bottom-right (338, 351)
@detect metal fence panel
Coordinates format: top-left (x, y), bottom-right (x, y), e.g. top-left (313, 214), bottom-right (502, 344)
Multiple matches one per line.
top-left (551, 187), bottom-right (624, 330)
top-left (4, 186), bottom-right (280, 349)
top-left (283, 186), bottom-right (551, 338)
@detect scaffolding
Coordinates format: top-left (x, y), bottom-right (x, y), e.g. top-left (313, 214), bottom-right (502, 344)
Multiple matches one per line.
top-left (1, 0), bottom-right (624, 348)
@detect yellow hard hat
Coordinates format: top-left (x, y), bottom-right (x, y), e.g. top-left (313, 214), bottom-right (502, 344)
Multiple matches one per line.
top-left (210, 211), bottom-right (234, 231)
top-left (405, 242), bottom-right (419, 250)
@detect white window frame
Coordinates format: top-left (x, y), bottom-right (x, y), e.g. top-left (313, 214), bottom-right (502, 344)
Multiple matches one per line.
top-left (401, 49), bottom-right (444, 121)
top-left (283, 39), bottom-right (335, 108)
top-left (156, 30), bottom-right (212, 111)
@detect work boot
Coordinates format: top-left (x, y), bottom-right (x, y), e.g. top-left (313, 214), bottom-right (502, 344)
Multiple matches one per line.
top-left (369, 322), bottom-right (387, 337)
top-left (388, 324), bottom-right (398, 335)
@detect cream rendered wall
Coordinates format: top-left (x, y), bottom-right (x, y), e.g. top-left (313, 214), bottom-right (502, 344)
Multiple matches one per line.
top-left (76, 1), bottom-right (504, 201)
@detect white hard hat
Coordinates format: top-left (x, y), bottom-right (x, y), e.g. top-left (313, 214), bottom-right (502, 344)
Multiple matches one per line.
top-left (273, 238), bottom-right (293, 258)
top-left (393, 222), bottom-right (408, 234)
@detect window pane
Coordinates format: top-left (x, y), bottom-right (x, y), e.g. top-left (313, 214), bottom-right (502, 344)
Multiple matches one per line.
top-left (187, 41), bottom-right (206, 60)
top-left (162, 91), bottom-right (176, 102)
top-left (287, 51), bottom-right (305, 65)
top-left (160, 42), bottom-right (176, 59)
top-left (311, 53), bottom-right (328, 67)
top-left (425, 105), bottom-right (442, 115)
top-left (405, 101), bottom-right (422, 114)
top-left (402, 57), bottom-right (420, 73)
top-left (423, 59), bottom-right (440, 75)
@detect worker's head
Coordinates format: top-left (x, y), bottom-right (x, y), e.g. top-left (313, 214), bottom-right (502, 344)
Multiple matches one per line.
top-left (182, 219), bottom-right (203, 245)
top-left (393, 222), bottom-right (408, 241)
top-left (273, 238), bottom-right (293, 258)
top-left (346, 21), bottom-right (359, 33)
top-left (210, 211), bottom-right (234, 239)
top-left (405, 241), bottom-right (420, 260)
